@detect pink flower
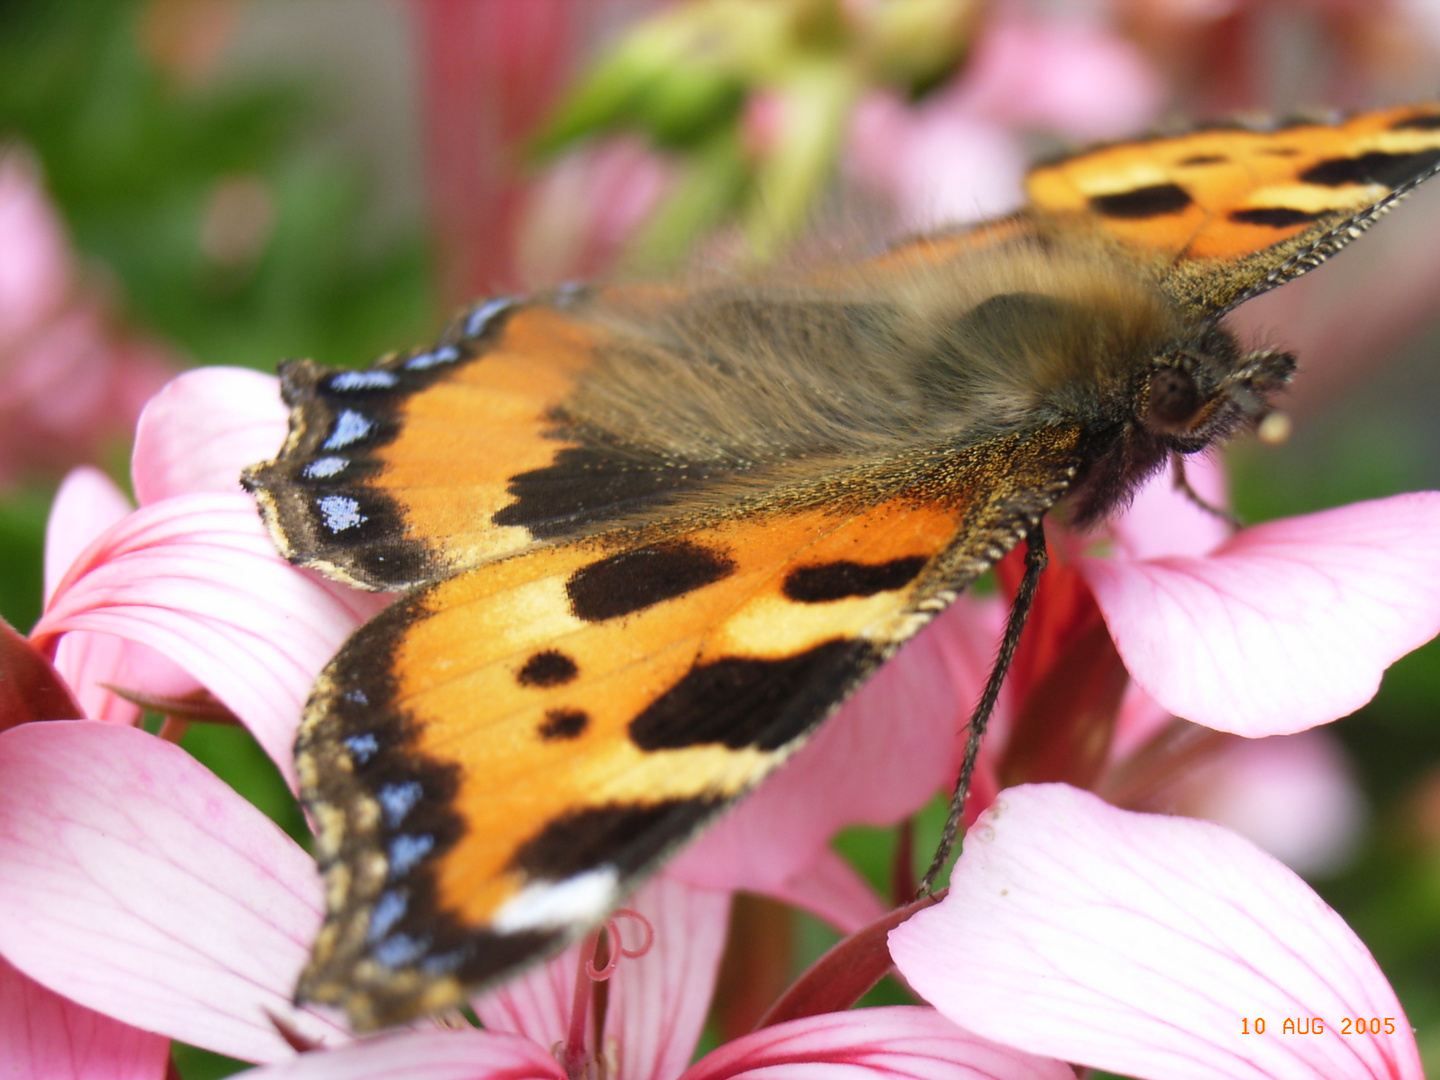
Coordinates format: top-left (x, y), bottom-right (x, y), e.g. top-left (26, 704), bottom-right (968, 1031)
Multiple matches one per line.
top-left (0, 720), bottom-right (349, 1065)
top-left (890, 783), bottom-right (1422, 1080)
top-left (4, 359), bottom-right (1439, 1074)
top-left (515, 137), bottom-right (674, 283)
top-left (31, 367), bottom-right (385, 772)
top-left (1087, 488), bottom-right (1440, 737)
top-left (0, 148), bottom-right (176, 491)
top-left (0, 366), bottom-right (1012, 1072)
top-left (0, 368), bottom-right (377, 1073)
top-left (845, 15), bottom-right (1163, 228)
top-left (1161, 728), bottom-right (1366, 877)
top-left (0, 943), bottom-right (169, 1080)
top-left (0, 718), bottom-right (1059, 1080)
top-left (948, 457), bottom-right (1440, 875)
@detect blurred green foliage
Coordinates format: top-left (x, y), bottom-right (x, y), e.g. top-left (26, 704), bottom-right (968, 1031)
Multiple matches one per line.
top-left (0, 6), bottom-right (432, 1072)
top-left (0, 0), bottom-right (433, 378)
top-left (0, 0), bottom-right (434, 633)
top-left (2, 2), bottom-right (1438, 1077)
top-left (533, 0), bottom-right (977, 262)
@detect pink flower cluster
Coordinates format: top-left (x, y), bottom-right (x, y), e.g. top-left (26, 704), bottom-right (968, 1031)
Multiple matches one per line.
top-left (0, 359), bottom-right (1433, 1078)
top-left (0, 150), bottom-right (175, 492)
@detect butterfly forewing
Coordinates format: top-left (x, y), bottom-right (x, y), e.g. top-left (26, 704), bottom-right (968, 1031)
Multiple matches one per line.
top-left (246, 295), bottom-right (726, 591)
top-left (1025, 102), bottom-right (1440, 314)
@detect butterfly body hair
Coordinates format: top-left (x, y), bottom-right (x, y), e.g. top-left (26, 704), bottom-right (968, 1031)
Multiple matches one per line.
top-left (561, 228), bottom-right (1290, 526)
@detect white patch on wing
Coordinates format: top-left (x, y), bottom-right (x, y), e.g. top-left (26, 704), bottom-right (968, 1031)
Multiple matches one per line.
top-left (322, 409), bottom-right (373, 450)
top-left (491, 866), bottom-right (620, 934)
top-left (318, 494), bottom-right (366, 532)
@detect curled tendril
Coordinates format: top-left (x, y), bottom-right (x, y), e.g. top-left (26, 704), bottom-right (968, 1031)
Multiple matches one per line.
top-left (585, 908), bottom-right (655, 980)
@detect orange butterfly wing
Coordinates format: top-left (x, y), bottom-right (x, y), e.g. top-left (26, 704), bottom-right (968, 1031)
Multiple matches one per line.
top-left (1024, 102), bottom-right (1440, 313)
top-left (248, 291), bottom-right (710, 591)
top-left (287, 424), bottom-right (1081, 1026)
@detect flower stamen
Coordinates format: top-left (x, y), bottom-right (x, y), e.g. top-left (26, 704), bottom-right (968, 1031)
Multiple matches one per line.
top-left (586, 908), bottom-right (653, 980)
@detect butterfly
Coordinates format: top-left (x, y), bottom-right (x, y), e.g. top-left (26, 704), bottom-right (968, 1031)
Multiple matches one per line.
top-left (243, 103), bottom-right (1440, 1029)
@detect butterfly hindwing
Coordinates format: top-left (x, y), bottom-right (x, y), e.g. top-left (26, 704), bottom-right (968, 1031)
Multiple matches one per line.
top-left (1024, 102), bottom-right (1440, 315)
top-left (293, 425), bottom-right (1082, 1027)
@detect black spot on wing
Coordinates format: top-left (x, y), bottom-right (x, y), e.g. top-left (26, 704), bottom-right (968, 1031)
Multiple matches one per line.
top-left (295, 582), bottom-right (598, 1022)
top-left (1228, 206), bottom-right (1326, 228)
top-left (1088, 183), bottom-right (1193, 219)
top-left (1391, 114), bottom-right (1440, 131)
top-left (491, 441), bottom-right (719, 540)
top-left (1300, 149), bottom-right (1440, 188)
top-left (539, 709), bottom-right (588, 740)
top-left (783, 557), bottom-right (928, 603)
top-left (509, 799), bottom-right (725, 881)
top-left (567, 541), bottom-right (736, 622)
top-left (518, 650), bottom-right (579, 687)
top-left (629, 639), bottom-right (868, 753)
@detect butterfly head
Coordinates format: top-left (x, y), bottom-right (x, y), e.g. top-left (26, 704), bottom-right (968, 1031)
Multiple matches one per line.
top-left (1067, 321), bottom-right (1295, 525)
top-left (1140, 336), bottom-right (1296, 450)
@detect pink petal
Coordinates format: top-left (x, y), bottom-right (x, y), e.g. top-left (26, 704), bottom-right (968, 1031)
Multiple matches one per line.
top-left (891, 784), bottom-right (1421, 1080)
top-left (475, 875), bottom-right (731, 1080)
top-left (44, 467), bottom-right (134, 606)
top-left (1083, 493), bottom-right (1440, 735)
top-left (0, 304), bottom-right (173, 489)
top-left (0, 953), bottom-right (168, 1080)
top-left (41, 473), bottom-right (201, 721)
top-left (960, 17), bottom-right (1162, 139)
top-left (0, 149), bottom-right (71, 348)
top-left (846, 92), bottom-right (1027, 228)
top-left (1169, 729), bottom-right (1367, 877)
top-left (50, 632), bottom-right (199, 727)
top-left (1108, 681), bottom-right (1172, 761)
top-left (670, 599), bottom-right (998, 901)
top-left (682, 1006), bottom-right (1072, 1080)
top-left (132, 367), bottom-right (288, 504)
top-left (32, 492), bottom-right (369, 781)
top-left (766, 846), bottom-right (888, 935)
top-left (606, 876), bottom-right (731, 1080)
top-left (0, 720), bottom-right (345, 1063)
top-left (517, 137), bottom-right (672, 282)
top-left (471, 938), bottom-right (578, 1052)
top-left (239, 1030), bottom-right (564, 1080)
top-left (1107, 454), bottom-right (1231, 562)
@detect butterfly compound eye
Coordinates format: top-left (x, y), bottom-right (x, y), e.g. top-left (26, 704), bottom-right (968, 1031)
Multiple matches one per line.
top-left (1144, 366), bottom-right (1201, 431)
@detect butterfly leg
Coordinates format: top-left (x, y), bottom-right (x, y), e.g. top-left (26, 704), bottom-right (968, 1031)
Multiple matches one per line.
top-left (918, 521), bottom-right (1048, 896)
top-left (1171, 454), bottom-right (1242, 530)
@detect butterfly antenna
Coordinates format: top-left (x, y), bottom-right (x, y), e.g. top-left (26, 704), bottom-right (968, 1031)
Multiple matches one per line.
top-left (918, 521), bottom-right (1047, 896)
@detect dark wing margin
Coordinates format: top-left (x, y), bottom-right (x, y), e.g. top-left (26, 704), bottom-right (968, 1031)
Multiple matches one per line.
top-left (242, 297), bottom-right (521, 591)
